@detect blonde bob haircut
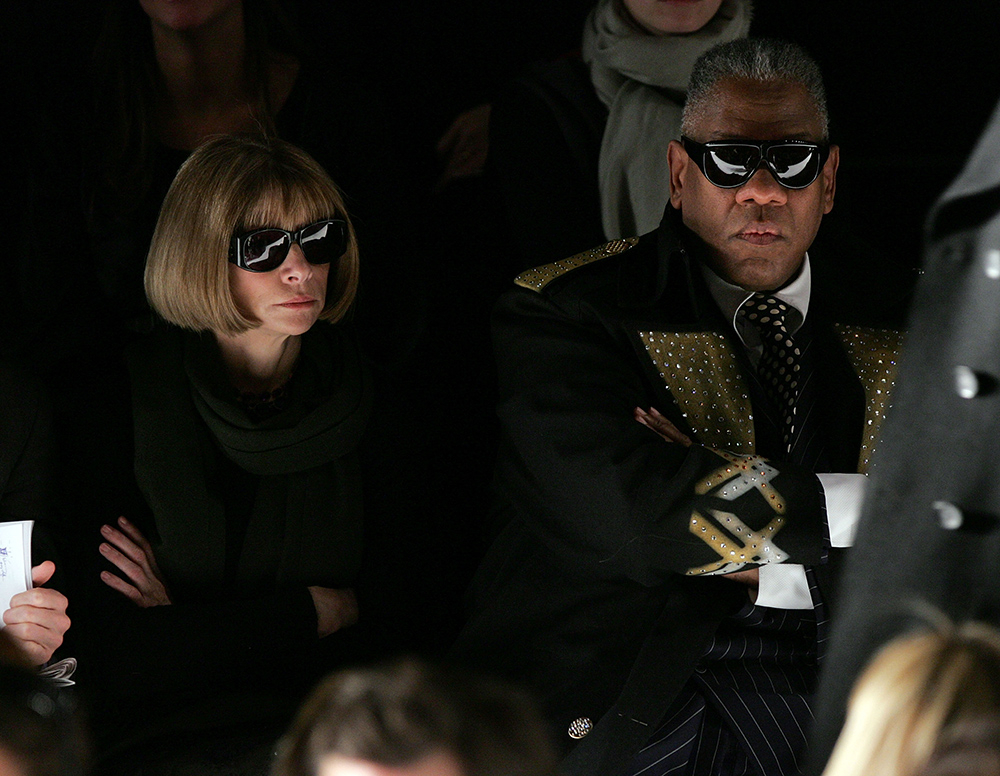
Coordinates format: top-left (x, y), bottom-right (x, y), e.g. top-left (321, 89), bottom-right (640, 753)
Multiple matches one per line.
top-left (145, 134), bottom-right (360, 335)
top-left (823, 613), bottom-right (1000, 776)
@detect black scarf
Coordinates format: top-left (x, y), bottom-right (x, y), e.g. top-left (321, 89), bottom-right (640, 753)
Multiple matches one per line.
top-left (128, 324), bottom-right (372, 601)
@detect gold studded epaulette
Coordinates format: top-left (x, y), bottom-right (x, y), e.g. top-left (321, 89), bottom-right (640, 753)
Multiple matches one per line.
top-left (514, 238), bottom-right (640, 292)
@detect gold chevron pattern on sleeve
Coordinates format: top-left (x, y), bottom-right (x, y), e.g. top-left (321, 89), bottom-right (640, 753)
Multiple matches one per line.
top-left (686, 452), bottom-right (789, 575)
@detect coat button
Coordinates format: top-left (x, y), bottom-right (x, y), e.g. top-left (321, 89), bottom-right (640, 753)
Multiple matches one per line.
top-left (934, 500), bottom-right (963, 530)
top-left (568, 717), bottom-right (593, 739)
top-left (985, 248), bottom-right (1000, 279)
top-left (954, 366), bottom-right (980, 398)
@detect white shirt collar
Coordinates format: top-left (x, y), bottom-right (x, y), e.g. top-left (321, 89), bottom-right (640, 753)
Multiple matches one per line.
top-left (701, 255), bottom-right (812, 348)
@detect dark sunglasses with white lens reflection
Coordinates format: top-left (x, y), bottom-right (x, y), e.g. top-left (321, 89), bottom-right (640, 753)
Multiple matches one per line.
top-left (681, 137), bottom-right (830, 190)
top-left (228, 218), bottom-right (348, 273)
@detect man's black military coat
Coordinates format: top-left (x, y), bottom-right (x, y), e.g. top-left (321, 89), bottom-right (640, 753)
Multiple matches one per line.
top-left (451, 206), bottom-right (902, 776)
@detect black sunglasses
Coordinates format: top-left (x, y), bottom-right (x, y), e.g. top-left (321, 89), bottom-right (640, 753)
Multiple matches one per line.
top-left (681, 137), bottom-right (830, 190)
top-left (229, 218), bottom-right (348, 273)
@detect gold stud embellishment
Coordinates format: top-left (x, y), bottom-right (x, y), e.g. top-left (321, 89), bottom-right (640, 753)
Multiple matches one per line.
top-left (515, 238), bottom-right (640, 292)
top-left (639, 331), bottom-right (754, 453)
top-left (835, 325), bottom-right (903, 473)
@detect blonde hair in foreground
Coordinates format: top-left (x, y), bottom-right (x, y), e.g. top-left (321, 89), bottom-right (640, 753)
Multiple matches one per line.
top-left (822, 615), bottom-right (1000, 776)
top-left (145, 134), bottom-right (360, 335)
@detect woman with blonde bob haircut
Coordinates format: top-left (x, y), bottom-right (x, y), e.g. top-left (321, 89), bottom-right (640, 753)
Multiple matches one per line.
top-left (145, 133), bottom-right (359, 335)
top-left (822, 613), bottom-right (1000, 776)
top-left (77, 133), bottom-right (377, 772)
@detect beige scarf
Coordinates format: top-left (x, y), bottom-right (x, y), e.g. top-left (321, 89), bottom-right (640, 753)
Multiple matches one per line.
top-left (583, 0), bottom-right (752, 239)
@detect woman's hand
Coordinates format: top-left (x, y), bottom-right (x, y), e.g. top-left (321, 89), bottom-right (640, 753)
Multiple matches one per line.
top-left (3, 561), bottom-right (70, 665)
top-left (307, 586), bottom-right (359, 638)
top-left (634, 406), bottom-right (693, 446)
top-left (100, 516), bottom-right (172, 607)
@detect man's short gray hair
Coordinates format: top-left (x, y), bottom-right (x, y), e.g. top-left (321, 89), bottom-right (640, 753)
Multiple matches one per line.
top-left (682, 38), bottom-right (829, 139)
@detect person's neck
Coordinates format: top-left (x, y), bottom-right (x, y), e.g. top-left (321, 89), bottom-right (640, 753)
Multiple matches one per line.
top-left (214, 328), bottom-right (302, 394)
top-left (150, 7), bottom-right (256, 147)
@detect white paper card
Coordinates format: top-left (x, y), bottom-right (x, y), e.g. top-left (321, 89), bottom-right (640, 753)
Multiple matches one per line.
top-left (0, 520), bottom-right (33, 625)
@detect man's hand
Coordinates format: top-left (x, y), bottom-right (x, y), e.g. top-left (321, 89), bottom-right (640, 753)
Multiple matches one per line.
top-left (435, 103), bottom-right (491, 191)
top-left (723, 568), bottom-right (760, 603)
top-left (636, 407), bottom-right (760, 596)
top-left (307, 586), bottom-right (359, 638)
top-left (635, 406), bottom-right (693, 446)
top-left (3, 561), bottom-right (70, 665)
top-left (100, 516), bottom-right (172, 607)
top-left (723, 568), bottom-right (760, 587)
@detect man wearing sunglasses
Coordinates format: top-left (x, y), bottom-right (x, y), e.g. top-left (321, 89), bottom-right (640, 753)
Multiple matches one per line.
top-left (452, 37), bottom-right (905, 776)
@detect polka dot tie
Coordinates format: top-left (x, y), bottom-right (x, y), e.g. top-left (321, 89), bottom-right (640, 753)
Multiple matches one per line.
top-left (739, 293), bottom-right (802, 453)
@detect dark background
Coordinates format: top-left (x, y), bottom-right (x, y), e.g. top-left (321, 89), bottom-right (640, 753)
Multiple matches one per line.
top-left (5, 1), bottom-right (1000, 283)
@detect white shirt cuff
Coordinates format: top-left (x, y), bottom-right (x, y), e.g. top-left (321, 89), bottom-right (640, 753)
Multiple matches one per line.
top-left (756, 564), bottom-right (813, 609)
top-left (754, 474), bottom-right (866, 610)
top-left (817, 472), bottom-right (867, 548)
